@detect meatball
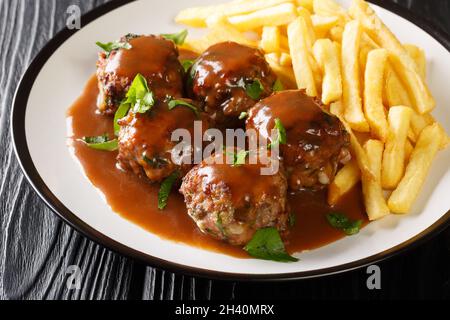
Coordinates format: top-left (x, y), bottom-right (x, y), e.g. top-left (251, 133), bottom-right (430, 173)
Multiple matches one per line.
top-left (96, 35), bottom-right (184, 115)
top-left (117, 99), bottom-right (209, 183)
top-left (180, 151), bottom-right (289, 246)
top-left (188, 41), bottom-right (277, 126)
top-left (246, 90), bottom-right (351, 191)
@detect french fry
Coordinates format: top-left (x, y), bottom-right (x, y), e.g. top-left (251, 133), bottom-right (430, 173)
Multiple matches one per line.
top-left (388, 123), bottom-right (442, 213)
top-left (265, 54), bottom-right (297, 88)
top-left (288, 17), bottom-right (318, 96)
top-left (329, 25), bottom-right (343, 42)
top-left (381, 106), bottom-right (413, 189)
top-left (328, 159), bottom-right (361, 205)
top-left (410, 109), bottom-right (433, 138)
top-left (279, 52), bottom-right (292, 66)
top-left (228, 3), bottom-right (298, 31)
top-left (175, 0), bottom-right (295, 27)
top-left (313, 39), bottom-right (342, 104)
top-left (404, 43), bottom-right (426, 81)
top-left (297, 6), bottom-right (316, 47)
top-left (295, 0), bottom-right (313, 12)
top-left (330, 99), bottom-right (344, 118)
top-left (349, 0), bottom-right (435, 114)
top-left (362, 140), bottom-right (390, 220)
top-left (185, 24), bottom-right (257, 53)
top-left (404, 139), bottom-right (414, 163)
top-left (260, 26), bottom-right (281, 53)
top-left (384, 64), bottom-right (413, 107)
top-left (363, 48), bottom-right (389, 141)
top-left (341, 21), bottom-right (369, 132)
top-left (313, 0), bottom-right (348, 22)
top-left (311, 15), bottom-right (339, 38)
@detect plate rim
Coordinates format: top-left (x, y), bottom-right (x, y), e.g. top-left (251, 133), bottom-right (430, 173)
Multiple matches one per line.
top-left (10, 0), bottom-right (450, 281)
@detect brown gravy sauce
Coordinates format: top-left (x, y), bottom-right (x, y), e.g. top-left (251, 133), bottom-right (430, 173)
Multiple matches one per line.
top-left (67, 75), bottom-right (368, 258)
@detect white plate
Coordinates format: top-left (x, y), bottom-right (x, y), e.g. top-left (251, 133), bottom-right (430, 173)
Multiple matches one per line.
top-left (11, 0), bottom-right (450, 280)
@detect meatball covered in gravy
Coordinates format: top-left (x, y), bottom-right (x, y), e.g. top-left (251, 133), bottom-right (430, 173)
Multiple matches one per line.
top-left (188, 41), bottom-right (277, 126)
top-left (246, 90), bottom-right (351, 191)
top-left (180, 151), bottom-right (289, 246)
top-left (96, 35), bottom-right (184, 114)
top-left (117, 100), bottom-right (208, 183)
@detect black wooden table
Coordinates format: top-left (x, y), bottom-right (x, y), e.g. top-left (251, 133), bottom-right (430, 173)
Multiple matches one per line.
top-left (1, 0), bottom-right (449, 300)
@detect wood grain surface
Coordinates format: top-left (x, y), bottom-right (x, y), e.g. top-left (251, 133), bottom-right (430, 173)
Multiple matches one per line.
top-left (0, 0), bottom-right (449, 300)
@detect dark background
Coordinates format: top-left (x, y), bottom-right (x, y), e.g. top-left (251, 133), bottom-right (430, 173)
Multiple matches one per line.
top-left (1, 0), bottom-right (449, 300)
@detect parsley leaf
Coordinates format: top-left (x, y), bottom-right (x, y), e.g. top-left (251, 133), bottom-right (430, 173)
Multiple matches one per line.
top-left (121, 74), bottom-right (155, 115)
top-left (326, 212), bottom-right (362, 235)
top-left (268, 118), bottom-right (287, 149)
top-left (96, 40), bottom-right (131, 56)
top-left (273, 79), bottom-right (284, 92)
top-left (233, 150), bottom-right (249, 166)
top-left (158, 171), bottom-right (179, 210)
top-left (244, 227), bottom-right (298, 262)
top-left (245, 79), bottom-right (264, 100)
top-left (238, 112), bottom-right (248, 120)
top-left (288, 213), bottom-right (296, 227)
top-left (167, 98), bottom-right (199, 116)
top-left (81, 135), bottom-right (118, 151)
top-left (161, 29), bottom-right (188, 45)
top-left (181, 59), bottom-right (195, 73)
top-left (216, 214), bottom-right (226, 237)
top-left (113, 102), bottom-right (130, 136)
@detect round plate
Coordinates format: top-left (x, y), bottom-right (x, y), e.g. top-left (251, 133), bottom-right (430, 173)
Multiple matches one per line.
top-left (11, 0), bottom-right (450, 280)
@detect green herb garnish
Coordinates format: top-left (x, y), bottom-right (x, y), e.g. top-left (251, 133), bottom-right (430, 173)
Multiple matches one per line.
top-left (121, 73), bottom-right (155, 115)
top-left (161, 29), bottom-right (188, 45)
top-left (326, 212), bottom-right (362, 235)
top-left (273, 79), bottom-right (284, 92)
top-left (167, 99), bottom-right (199, 116)
top-left (268, 118), bottom-right (287, 149)
top-left (216, 214), bottom-right (226, 237)
top-left (233, 150), bottom-right (249, 166)
top-left (181, 59), bottom-right (195, 72)
top-left (158, 171), bottom-right (179, 210)
top-left (245, 79), bottom-right (264, 100)
top-left (96, 40), bottom-right (131, 56)
top-left (238, 112), bottom-right (248, 120)
top-left (113, 102), bottom-right (130, 136)
top-left (81, 135), bottom-right (118, 151)
top-left (244, 227), bottom-right (298, 262)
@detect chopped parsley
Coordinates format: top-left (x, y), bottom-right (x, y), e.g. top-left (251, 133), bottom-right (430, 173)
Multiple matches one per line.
top-left (96, 40), bottom-right (131, 56)
top-left (245, 79), bottom-right (264, 100)
top-left (161, 29), bottom-right (188, 45)
top-left (158, 171), bottom-right (179, 210)
top-left (167, 98), bottom-right (199, 116)
top-left (238, 112), bottom-right (248, 120)
top-left (273, 79), bottom-right (284, 92)
top-left (268, 118), bottom-right (287, 149)
top-left (244, 227), bottom-right (298, 262)
top-left (81, 135), bottom-right (118, 151)
top-left (326, 212), bottom-right (362, 235)
top-left (181, 59), bottom-right (195, 72)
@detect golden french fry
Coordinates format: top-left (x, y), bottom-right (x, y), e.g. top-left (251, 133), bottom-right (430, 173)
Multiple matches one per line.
top-left (295, 0), bottom-right (313, 12)
top-left (260, 26), bottom-right (281, 52)
top-left (185, 28), bottom-right (257, 53)
top-left (384, 64), bottom-right (413, 107)
top-left (329, 25), bottom-right (343, 42)
top-left (313, 0), bottom-right (348, 22)
top-left (381, 106), bottom-right (413, 189)
top-left (265, 54), bottom-right (297, 88)
top-left (349, 0), bottom-right (435, 114)
top-left (297, 6), bottom-right (315, 47)
top-left (404, 43), bottom-right (426, 81)
top-left (341, 21), bottom-right (369, 132)
top-left (364, 48), bottom-right (389, 141)
top-left (279, 52), bottom-right (292, 66)
top-left (330, 100), bottom-right (344, 118)
top-left (328, 159), bottom-right (361, 205)
top-left (388, 123), bottom-right (442, 213)
top-left (311, 15), bottom-right (339, 38)
top-left (362, 139), bottom-right (390, 220)
top-left (410, 109), bottom-right (433, 138)
top-left (288, 17), bottom-right (318, 96)
top-left (228, 3), bottom-right (298, 31)
top-left (175, 0), bottom-right (295, 27)
top-left (313, 39), bottom-right (342, 104)
top-left (404, 139), bottom-right (414, 163)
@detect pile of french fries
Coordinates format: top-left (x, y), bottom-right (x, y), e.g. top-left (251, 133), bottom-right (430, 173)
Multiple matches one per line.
top-left (176, 0), bottom-right (449, 220)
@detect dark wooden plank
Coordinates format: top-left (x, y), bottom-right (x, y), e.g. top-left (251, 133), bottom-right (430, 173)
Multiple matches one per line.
top-left (0, 0), bottom-right (449, 301)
